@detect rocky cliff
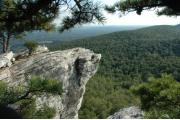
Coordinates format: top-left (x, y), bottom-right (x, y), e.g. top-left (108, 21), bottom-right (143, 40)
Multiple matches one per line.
top-left (0, 48), bottom-right (101, 119)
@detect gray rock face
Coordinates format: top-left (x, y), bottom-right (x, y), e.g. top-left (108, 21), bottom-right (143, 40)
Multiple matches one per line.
top-left (0, 51), bottom-right (14, 68)
top-left (0, 48), bottom-right (101, 119)
top-left (33, 45), bottom-right (49, 54)
top-left (14, 45), bottom-right (49, 59)
top-left (107, 106), bottom-right (144, 119)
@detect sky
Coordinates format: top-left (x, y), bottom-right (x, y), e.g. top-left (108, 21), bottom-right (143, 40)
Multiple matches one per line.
top-left (53, 0), bottom-right (180, 26)
top-left (98, 0), bottom-right (180, 26)
top-left (103, 10), bottom-right (180, 26)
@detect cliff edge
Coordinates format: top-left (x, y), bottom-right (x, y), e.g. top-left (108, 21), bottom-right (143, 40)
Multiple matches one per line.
top-left (0, 48), bottom-right (101, 119)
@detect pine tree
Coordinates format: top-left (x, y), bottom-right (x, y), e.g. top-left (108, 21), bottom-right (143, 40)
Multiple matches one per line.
top-left (105, 0), bottom-right (180, 16)
top-left (131, 74), bottom-right (180, 118)
top-left (0, 0), bottom-right (105, 53)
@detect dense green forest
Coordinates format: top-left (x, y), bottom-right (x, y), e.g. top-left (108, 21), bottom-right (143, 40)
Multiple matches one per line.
top-left (48, 25), bottom-right (180, 118)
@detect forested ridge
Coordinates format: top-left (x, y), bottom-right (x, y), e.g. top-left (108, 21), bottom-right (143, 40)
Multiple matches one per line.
top-left (48, 25), bottom-right (180, 118)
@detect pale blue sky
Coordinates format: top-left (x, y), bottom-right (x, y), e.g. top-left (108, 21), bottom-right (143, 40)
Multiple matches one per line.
top-left (53, 0), bottom-right (180, 26)
top-left (99, 0), bottom-right (180, 26)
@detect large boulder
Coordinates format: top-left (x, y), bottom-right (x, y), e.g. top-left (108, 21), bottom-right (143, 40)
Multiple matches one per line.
top-left (107, 106), bottom-right (144, 119)
top-left (0, 51), bottom-right (14, 68)
top-left (0, 48), bottom-right (101, 119)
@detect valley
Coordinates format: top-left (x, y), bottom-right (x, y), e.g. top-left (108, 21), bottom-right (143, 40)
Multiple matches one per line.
top-left (47, 25), bottom-right (180, 118)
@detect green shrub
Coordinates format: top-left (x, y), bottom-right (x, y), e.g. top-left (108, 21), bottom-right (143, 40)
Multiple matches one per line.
top-left (0, 82), bottom-right (14, 106)
top-left (33, 105), bottom-right (56, 119)
top-left (0, 81), bottom-right (24, 106)
top-left (131, 74), bottom-right (180, 118)
top-left (16, 99), bottom-right (56, 119)
top-left (29, 75), bottom-right (63, 95)
top-left (16, 99), bottom-right (36, 118)
top-left (24, 41), bottom-right (38, 55)
top-left (0, 76), bottom-right (62, 119)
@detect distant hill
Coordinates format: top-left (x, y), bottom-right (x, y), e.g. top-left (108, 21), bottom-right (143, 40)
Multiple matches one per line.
top-left (175, 24), bottom-right (180, 28)
top-left (18, 25), bottom-right (145, 42)
top-left (11, 24), bottom-right (180, 52)
top-left (10, 25), bottom-right (180, 52)
top-left (10, 25), bottom-right (145, 52)
top-left (102, 25), bottom-right (180, 41)
top-left (131, 25), bottom-right (180, 39)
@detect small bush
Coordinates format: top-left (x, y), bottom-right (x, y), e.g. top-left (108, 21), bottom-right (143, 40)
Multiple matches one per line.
top-left (16, 99), bottom-right (36, 118)
top-left (24, 41), bottom-right (38, 55)
top-left (29, 76), bottom-right (63, 95)
top-left (33, 105), bottom-right (56, 119)
top-left (16, 99), bottom-right (56, 119)
top-left (0, 81), bottom-right (24, 106)
top-left (0, 76), bottom-right (62, 119)
top-left (131, 74), bottom-right (180, 119)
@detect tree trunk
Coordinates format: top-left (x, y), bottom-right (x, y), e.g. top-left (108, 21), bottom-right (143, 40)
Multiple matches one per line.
top-left (6, 33), bottom-right (11, 52)
top-left (2, 42), bottom-right (6, 53)
top-left (2, 33), bottom-right (11, 53)
top-left (2, 36), bottom-right (6, 53)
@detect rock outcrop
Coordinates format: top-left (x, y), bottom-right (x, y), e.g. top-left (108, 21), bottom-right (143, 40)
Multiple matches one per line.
top-left (107, 106), bottom-right (144, 119)
top-left (0, 51), bottom-right (15, 68)
top-left (0, 48), bottom-right (101, 119)
top-left (14, 45), bottom-right (49, 59)
top-left (33, 45), bottom-right (49, 54)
